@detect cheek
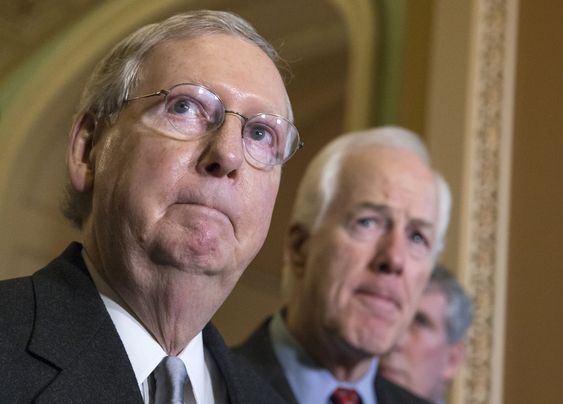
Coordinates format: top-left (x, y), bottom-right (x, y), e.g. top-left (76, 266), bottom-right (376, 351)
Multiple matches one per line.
top-left (247, 170), bottom-right (279, 220)
top-left (236, 170), bottom-right (280, 254)
top-left (404, 261), bottom-right (433, 312)
top-left (411, 332), bottom-right (448, 367)
top-left (126, 144), bottom-right (188, 211)
top-left (306, 238), bottom-right (365, 325)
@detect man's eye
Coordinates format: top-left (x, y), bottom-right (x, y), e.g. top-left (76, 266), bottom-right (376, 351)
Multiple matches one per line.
top-left (167, 96), bottom-right (206, 118)
top-left (349, 215), bottom-right (386, 240)
top-left (413, 312), bottom-right (432, 328)
top-left (247, 124), bottom-right (274, 144)
top-left (411, 232), bottom-right (428, 245)
top-left (357, 217), bottom-right (378, 228)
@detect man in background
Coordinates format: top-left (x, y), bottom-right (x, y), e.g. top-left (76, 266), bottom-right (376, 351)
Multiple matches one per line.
top-left (380, 265), bottom-right (474, 404)
top-left (0, 10), bottom-right (301, 403)
top-left (236, 126), bottom-right (451, 403)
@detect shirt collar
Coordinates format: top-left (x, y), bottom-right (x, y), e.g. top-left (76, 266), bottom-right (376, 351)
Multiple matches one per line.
top-left (270, 311), bottom-right (379, 404)
top-left (82, 249), bottom-right (211, 403)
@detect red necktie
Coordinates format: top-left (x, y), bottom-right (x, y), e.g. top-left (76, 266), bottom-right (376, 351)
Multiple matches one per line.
top-left (330, 388), bottom-right (362, 404)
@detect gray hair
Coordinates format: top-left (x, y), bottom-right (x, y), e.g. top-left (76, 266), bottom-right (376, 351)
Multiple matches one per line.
top-left (62, 9), bottom-right (291, 228)
top-left (290, 126), bottom-right (451, 254)
top-left (427, 265), bottom-right (474, 343)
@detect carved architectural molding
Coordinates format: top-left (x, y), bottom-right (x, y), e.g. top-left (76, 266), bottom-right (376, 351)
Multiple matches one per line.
top-left (459, 0), bottom-right (518, 403)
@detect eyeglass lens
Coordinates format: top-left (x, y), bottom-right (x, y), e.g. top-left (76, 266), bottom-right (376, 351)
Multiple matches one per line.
top-left (162, 83), bottom-right (299, 166)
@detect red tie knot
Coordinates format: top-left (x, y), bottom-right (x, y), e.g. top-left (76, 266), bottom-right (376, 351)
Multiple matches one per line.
top-left (330, 387), bottom-right (362, 404)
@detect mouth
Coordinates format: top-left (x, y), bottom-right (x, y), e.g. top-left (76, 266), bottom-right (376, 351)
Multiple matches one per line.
top-left (353, 284), bottom-right (403, 323)
top-left (175, 190), bottom-right (237, 228)
top-left (354, 285), bottom-right (402, 311)
top-left (186, 202), bottom-right (233, 225)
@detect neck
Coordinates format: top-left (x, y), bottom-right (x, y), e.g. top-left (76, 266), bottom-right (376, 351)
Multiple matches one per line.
top-left (83, 240), bottom-right (229, 355)
top-left (285, 306), bottom-right (375, 382)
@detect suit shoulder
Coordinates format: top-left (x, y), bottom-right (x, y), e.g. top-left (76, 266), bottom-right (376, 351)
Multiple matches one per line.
top-left (376, 375), bottom-right (433, 404)
top-left (204, 323), bottom-right (287, 404)
top-left (232, 317), bottom-right (272, 362)
top-left (229, 350), bottom-right (288, 404)
top-left (0, 276), bottom-right (34, 327)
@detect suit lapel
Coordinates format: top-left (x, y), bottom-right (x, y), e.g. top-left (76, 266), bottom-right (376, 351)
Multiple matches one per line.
top-left (28, 243), bottom-right (142, 403)
top-left (233, 318), bottom-right (298, 404)
top-left (204, 322), bottom-right (288, 404)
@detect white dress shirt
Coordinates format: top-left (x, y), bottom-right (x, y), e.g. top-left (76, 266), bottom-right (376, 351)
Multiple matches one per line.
top-left (82, 250), bottom-right (226, 403)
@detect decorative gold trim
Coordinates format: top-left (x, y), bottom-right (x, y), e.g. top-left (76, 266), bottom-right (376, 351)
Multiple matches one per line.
top-left (457, 0), bottom-right (518, 403)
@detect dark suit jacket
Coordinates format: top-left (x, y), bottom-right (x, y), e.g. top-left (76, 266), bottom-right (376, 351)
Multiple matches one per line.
top-left (234, 317), bottom-right (432, 404)
top-left (0, 243), bottom-right (285, 403)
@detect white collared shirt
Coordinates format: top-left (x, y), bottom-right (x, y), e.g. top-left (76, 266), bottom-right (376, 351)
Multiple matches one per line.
top-left (82, 250), bottom-right (226, 403)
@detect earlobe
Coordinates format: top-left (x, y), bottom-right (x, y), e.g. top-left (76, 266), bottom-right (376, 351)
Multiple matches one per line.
top-left (67, 113), bottom-right (98, 193)
top-left (285, 223), bottom-right (310, 277)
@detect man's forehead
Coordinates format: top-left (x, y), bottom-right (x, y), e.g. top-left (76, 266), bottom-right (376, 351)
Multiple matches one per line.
top-left (336, 158), bottom-right (439, 225)
top-left (136, 34), bottom-right (287, 113)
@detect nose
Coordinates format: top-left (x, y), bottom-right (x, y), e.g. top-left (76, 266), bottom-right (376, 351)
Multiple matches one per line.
top-left (197, 114), bottom-right (244, 178)
top-left (370, 228), bottom-right (406, 275)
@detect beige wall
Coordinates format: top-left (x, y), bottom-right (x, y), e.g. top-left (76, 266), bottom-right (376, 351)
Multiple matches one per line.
top-left (504, 0), bottom-right (563, 402)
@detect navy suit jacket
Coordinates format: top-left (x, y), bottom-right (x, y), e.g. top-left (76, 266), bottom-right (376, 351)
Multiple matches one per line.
top-left (0, 243), bottom-right (285, 403)
top-left (234, 317), bottom-right (432, 404)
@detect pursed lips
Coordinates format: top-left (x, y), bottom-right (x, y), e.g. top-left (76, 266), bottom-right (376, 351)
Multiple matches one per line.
top-left (175, 193), bottom-right (237, 231)
top-left (354, 283), bottom-right (403, 312)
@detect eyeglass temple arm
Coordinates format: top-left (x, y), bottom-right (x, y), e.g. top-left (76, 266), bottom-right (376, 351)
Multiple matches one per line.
top-left (125, 89), bottom-right (169, 102)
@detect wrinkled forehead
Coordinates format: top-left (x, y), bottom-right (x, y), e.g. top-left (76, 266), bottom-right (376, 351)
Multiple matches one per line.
top-left (334, 146), bottom-right (439, 223)
top-left (134, 34), bottom-right (289, 114)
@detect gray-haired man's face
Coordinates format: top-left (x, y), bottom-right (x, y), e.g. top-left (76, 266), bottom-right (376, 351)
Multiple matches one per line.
top-left (288, 146), bottom-right (439, 360)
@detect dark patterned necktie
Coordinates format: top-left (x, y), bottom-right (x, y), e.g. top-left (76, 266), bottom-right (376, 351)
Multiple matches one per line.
top-left (330, 387), bottom-right (363, 404)
top-left (153, 356), bottom-right (188, 404)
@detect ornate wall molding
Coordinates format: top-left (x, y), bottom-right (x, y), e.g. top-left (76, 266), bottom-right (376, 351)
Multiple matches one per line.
top-left (457, 0), bottom-right (519, 403)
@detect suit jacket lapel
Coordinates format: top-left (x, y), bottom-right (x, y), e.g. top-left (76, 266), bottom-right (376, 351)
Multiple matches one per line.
top-left (233, 318), bottom-right (298, 404)
top-left (28, 243), bottom-right (142, 403)
top-left (204, 322), bottom-right (288, 404)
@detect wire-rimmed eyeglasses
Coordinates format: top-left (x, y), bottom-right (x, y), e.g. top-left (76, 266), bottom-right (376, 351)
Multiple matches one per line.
top-left (125, 83), bottom-right (303, 167)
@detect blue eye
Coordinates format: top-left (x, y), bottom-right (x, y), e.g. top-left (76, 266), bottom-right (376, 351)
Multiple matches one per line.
top-left (247, 124), bottom-right (274, 144)
top-left (349, 214), bottom-right (386, 240)
top-left (411, 232), bottom-right (428, 246)
top-left (357, 217), bottom-right (377, 228)
top-left (168, 97), bottom-right (204, 117)
top-left (172, 99), bottom-right (192, 114)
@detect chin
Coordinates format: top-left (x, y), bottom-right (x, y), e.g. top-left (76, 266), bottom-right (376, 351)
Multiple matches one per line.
top-left (148, 237), bottom-right (233, 275)
top-left (352, 323), bottom-right (398, 355)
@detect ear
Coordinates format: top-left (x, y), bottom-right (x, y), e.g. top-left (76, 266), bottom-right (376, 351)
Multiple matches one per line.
top-left (284, 223), bottom-right (310, 278)
top-left (67, 113), bottom-right (98, 193)
top-left (443, 341), bottom-right (465, 381)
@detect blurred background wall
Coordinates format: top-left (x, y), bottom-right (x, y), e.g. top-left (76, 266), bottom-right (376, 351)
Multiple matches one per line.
top-left (0, 0), bottom-right (561, 403)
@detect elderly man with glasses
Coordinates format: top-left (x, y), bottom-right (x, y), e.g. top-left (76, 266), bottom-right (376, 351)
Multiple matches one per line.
top-left (0, 10), bottom-right (300, 404)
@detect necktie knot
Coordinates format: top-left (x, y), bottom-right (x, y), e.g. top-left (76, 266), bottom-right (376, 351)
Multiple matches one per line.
top-left (153, 356), bottom-right (187, 404)
top-left (330, 387), bottom-right (362, 404)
